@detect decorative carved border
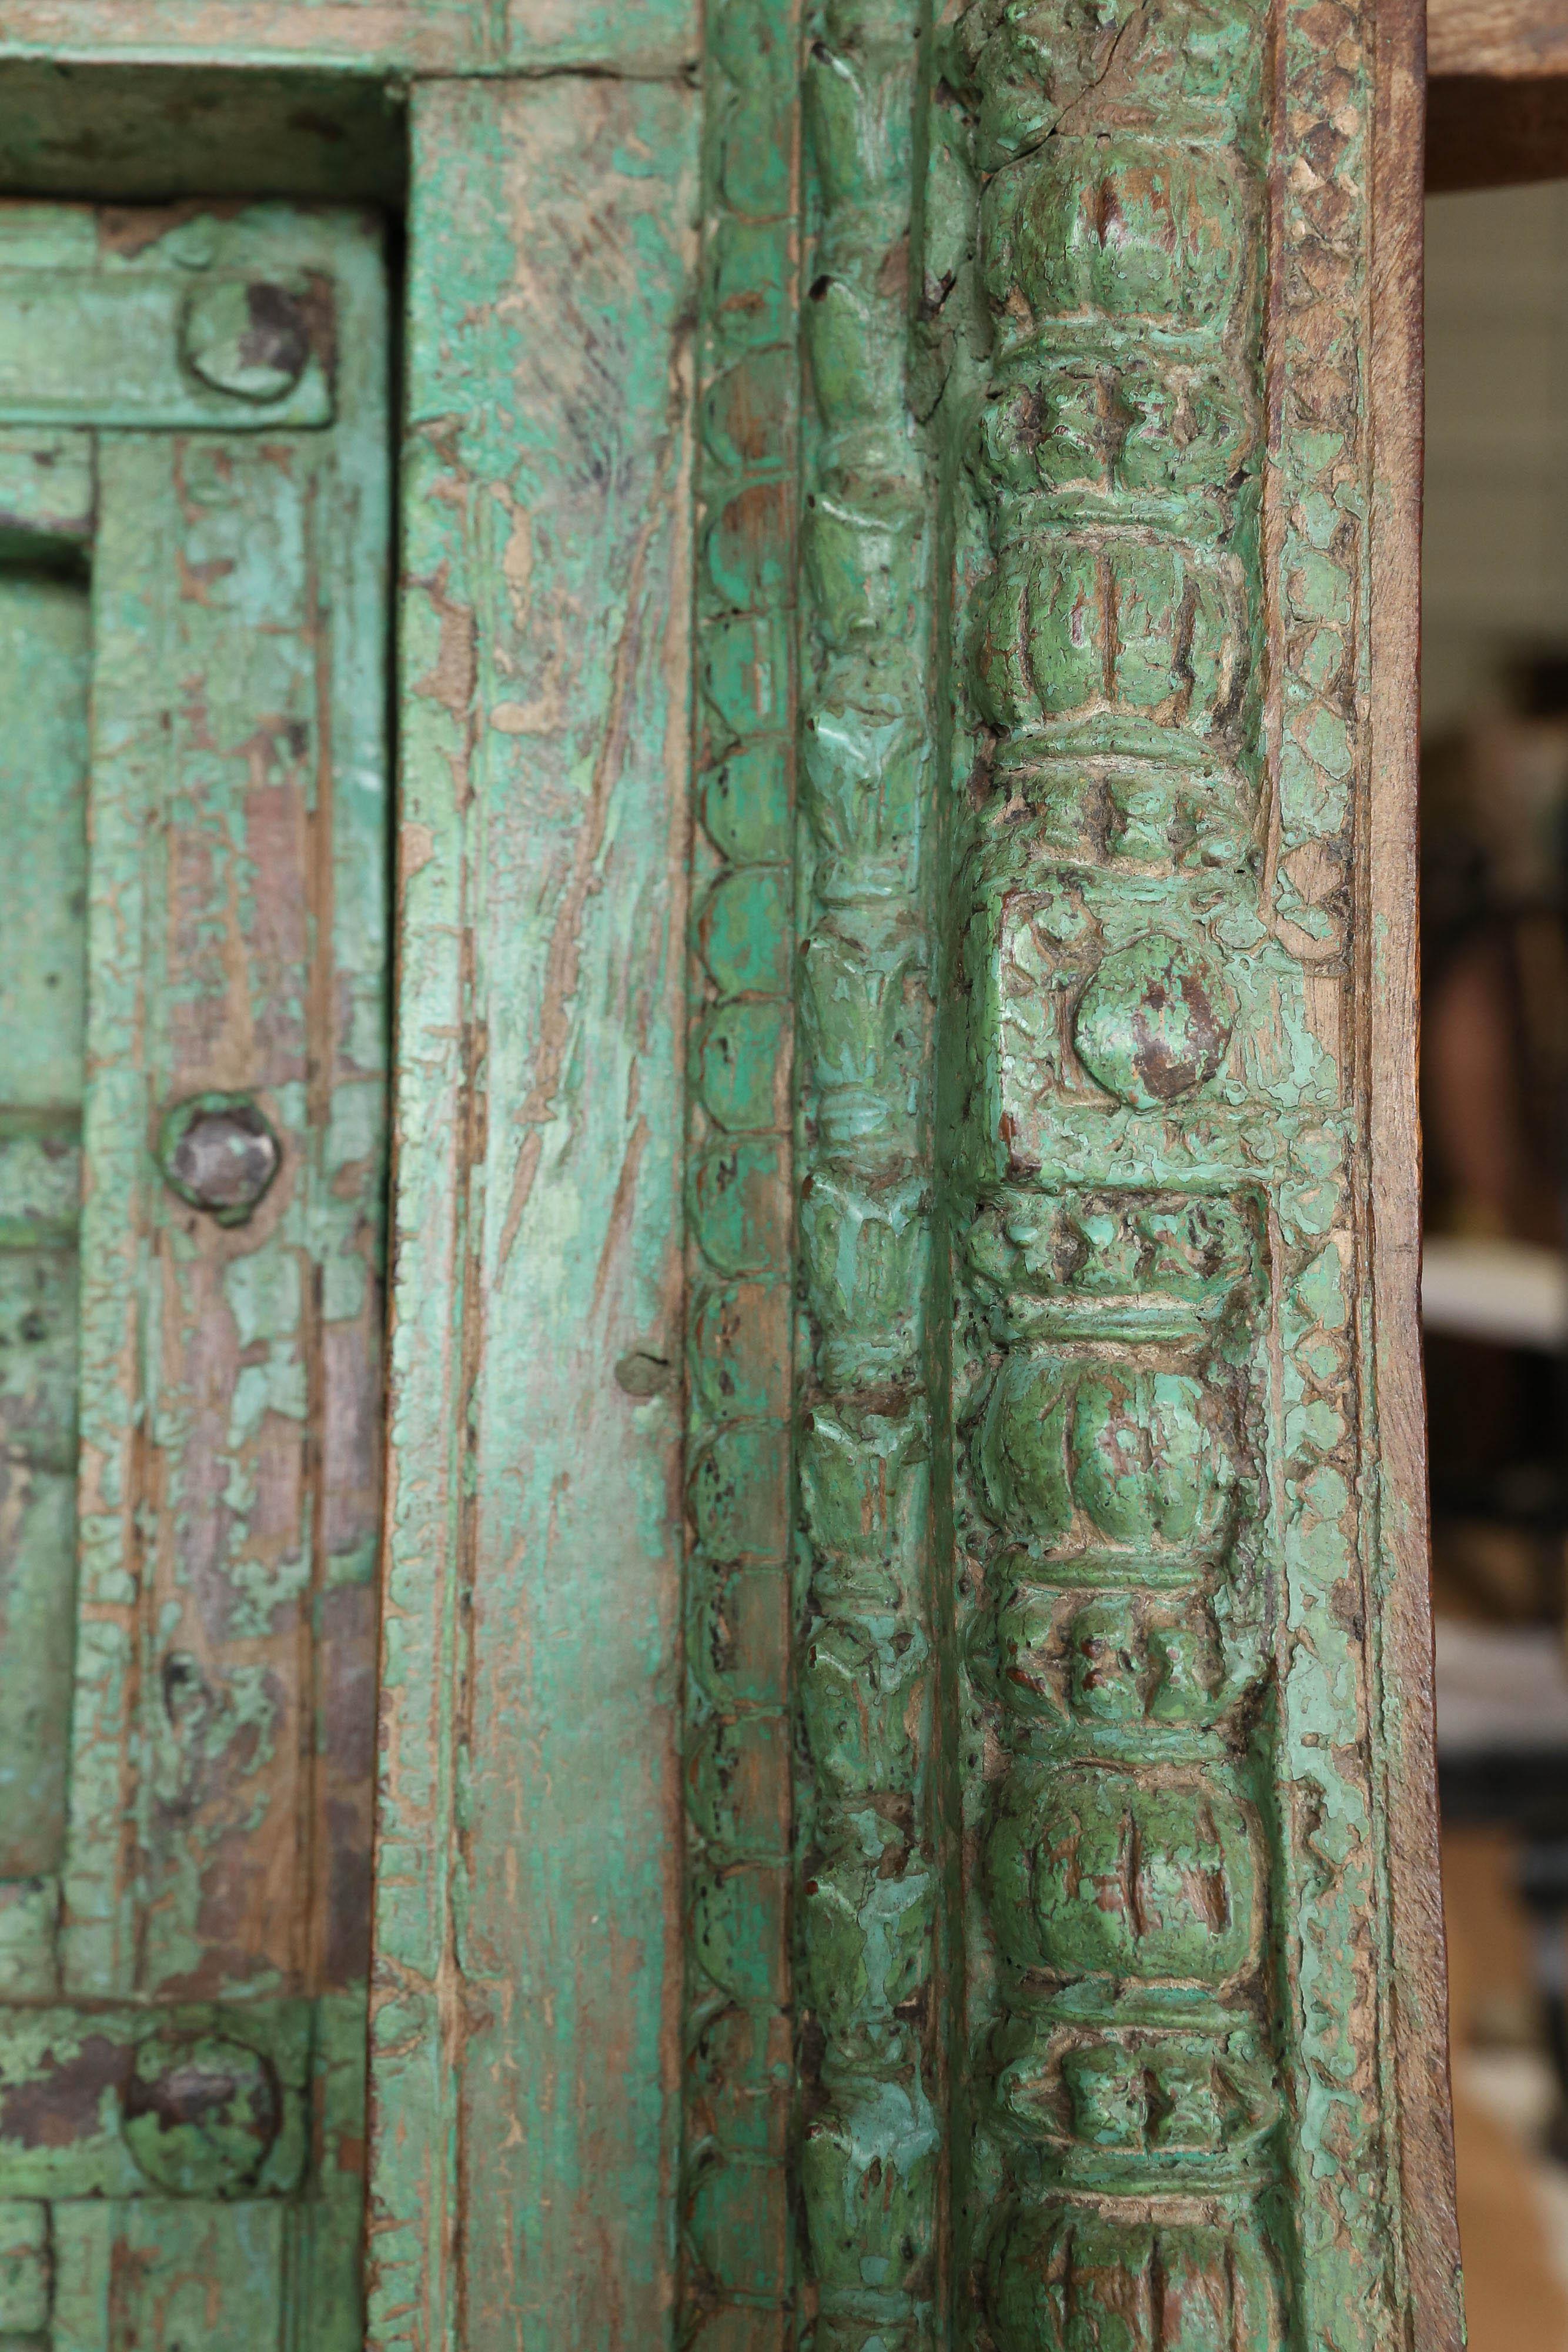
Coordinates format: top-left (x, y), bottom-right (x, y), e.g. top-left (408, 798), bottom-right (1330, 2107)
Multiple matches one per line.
top-left (794, 0), bottom-right (944, 2345)
top-left (936, 0), bottom-right (1289, 2314)
top-left (681, 0), bottom-right (803, 2338)
top-left (685, 0), bottom-right (1455, 2338)
top-left (924, 0), bottom-right (1419, 2338)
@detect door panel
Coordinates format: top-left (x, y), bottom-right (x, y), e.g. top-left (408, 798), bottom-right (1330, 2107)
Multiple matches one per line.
top-left (0, 557), bottom-right (89, 1890)
top-left (0, 201), bottom-right (389, 2350)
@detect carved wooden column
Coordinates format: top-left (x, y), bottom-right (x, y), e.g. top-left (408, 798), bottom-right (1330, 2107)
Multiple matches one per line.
top-left (925, 0), bottom-right (1454, 2342)
top-left (681, 0), bottom-right (1455, 2341)
top-left (683, 0), bottom-right (804, 2331)
top-left (942, 0), bottom-right (1287, 2332)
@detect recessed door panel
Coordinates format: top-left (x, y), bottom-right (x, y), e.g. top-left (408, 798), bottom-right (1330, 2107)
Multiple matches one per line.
top-left (0, 199), bottom-right (389, 2351)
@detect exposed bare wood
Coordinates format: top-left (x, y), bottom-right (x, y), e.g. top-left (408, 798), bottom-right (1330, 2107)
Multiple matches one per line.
top-left (0, 0), bottom-right (697, 76)
top-left (0, 198), bottom-right (390, 2348)
top-left (1429, 0), bottom-right (1568, 78)
top-left (1369, 3), bottom-right (1467, 2343)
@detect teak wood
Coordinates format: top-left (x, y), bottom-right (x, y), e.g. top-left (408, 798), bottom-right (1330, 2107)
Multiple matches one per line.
top-left (0, 1), bottom-right (1461, 2347)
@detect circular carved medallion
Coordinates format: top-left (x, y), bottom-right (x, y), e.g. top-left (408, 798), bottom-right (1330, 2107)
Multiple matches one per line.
top-left (1073, 933), bottom-right (1233, 1108)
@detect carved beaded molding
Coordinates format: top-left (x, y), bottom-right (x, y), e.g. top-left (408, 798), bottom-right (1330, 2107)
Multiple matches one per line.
top-left (683, 0), bottom-right (802, 2333)
top-left (683, 0), bottom-right (1410, 2338)
top-left (796, 2), bottom-right (942, 2347)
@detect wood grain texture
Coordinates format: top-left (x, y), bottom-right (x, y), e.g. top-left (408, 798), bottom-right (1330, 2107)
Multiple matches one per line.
top-left (65, 201), bottom-right (388, 2021)
top-left (0, 64), bottom-right (407, 203)
top-left (366, 74), bottom-right (696, 2352)
top-left (1428, 0), bottom-right (1568, 76)
top-left (0, 0), bottom-right (696, 75)
top-left (1368, 1), bottom-right (1466, 2343)
top-left (0, 553), bottom-right (89, 1898)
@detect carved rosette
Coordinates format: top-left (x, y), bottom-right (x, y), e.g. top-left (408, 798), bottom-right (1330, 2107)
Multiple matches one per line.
top-left (796, 1), bottom-right (942, 2344)
top-left (682, 0), bottom-right (803, 2337)
top-left (935, 0), bottom-right (1347, 2338)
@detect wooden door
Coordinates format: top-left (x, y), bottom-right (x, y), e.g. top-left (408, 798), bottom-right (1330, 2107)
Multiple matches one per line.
top-left (0, 199), bottom-right (388, 2351)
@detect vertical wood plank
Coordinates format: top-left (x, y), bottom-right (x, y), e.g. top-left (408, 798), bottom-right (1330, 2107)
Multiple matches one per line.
top-left (1368, 0), bottom-right (1465, 2340)
top-left (0, 561), bottom-right (89, 1892)
top-left (66, 211), bottom-right (389, 2022)
top-left (368, 77), bottom-right (697, 2352)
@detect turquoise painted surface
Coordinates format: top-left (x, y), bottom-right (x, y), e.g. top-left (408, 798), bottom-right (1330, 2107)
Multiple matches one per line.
top-left (0, 560), bottom-right (88, 1884)
top-left (680, 0), bottom-right (801, 2337)
top-left (0, 28), bottom-right (1450, 2351)
top-left (792, 1), bottom-right (946, 2344)
top-left (368, 78), bottom-right (697, 2352)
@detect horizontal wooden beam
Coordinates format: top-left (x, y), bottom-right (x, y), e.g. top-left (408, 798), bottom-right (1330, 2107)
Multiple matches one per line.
top-left (0, 2), bottom-right (696, 78)
top-left (1429, 0), bottom-right (1568, 80)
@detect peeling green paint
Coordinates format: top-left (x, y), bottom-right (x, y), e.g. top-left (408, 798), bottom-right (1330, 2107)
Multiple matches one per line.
top-left (0, 21), bottom-right (1453, 2348)
top-left (368, 79), bottom-right (697, 2352)
top-left (0, 199), bottom-right (389, 2351)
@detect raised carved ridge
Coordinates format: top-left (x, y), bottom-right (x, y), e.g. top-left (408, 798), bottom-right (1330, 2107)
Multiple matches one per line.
top-left (682, 0), bottom-right (803, 2333)
top-left (795, 1), bottom-right (943, 2343)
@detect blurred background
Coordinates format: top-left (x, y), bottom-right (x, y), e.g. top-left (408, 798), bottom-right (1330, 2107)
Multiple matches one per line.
top-left (1424, 178), bottom-right (1568, 2346)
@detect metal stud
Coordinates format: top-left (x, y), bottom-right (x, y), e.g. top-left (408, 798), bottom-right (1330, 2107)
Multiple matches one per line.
top-left (158, 1093), bottom-right (281, 1227)
top-left (122, 2030), bottom-right (282, 2199)
top-left (182, 279), bottom-right (312, 403)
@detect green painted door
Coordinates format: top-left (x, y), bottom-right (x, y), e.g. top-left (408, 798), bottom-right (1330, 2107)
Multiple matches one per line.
top-left (0, 200), bottom-right (389, 2351)
top-left (0, 24), bottom-right (1463, 2350)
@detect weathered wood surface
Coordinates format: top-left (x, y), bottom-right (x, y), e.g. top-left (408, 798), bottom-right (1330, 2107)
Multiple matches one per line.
top-left (0, 14), bottom-right (1457, 2346)
top-left (1429, 0), bottom-right (1568, 76)
top-left (0, 0), bottom-right (695, 75)
top-left (790, 5), bottom-right (945, 2348)
top-left (921, 0), bottom-right (1457, 2330)
top-left (68, 197), bottom-right (388, 2026)
top-left (1369, 4), bottom-right (1465, 2338)
top-left (0, 199), bottom-right (390, 2351)
top-left (366, 76), bottom-right (696, 2352)
top-left (0, 64), bottom-right (407, 202)
top-left (0, 266), bottom-right (333, 427)
top-left (673, 0), bottom-right (1461, 2344)
top-left (0, 529), bottom-right (90, 1896)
